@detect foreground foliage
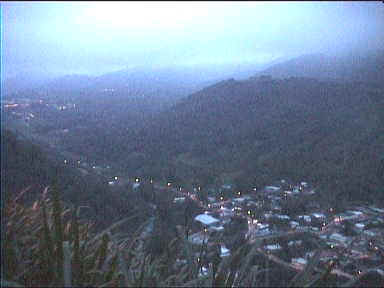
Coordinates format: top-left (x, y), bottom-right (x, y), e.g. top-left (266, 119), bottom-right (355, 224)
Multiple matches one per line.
top-left (2, 186), bottom-right (382, 287)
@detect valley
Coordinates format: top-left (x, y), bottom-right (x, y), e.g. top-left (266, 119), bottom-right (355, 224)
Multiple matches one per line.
top-left (2, 50), bottom-right (384, 287)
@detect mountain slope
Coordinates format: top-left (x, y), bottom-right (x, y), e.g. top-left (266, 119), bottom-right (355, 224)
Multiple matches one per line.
top-left (255, 50), bottom-right (384, 86)
top-left (122, 75), bottom-right (384, 203)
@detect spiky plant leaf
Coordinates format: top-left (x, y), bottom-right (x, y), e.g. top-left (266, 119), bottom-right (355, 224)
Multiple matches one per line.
top-left (52, 182), bottom-right (64, 286)
top-left (63, 241), bottom-right (72, 287)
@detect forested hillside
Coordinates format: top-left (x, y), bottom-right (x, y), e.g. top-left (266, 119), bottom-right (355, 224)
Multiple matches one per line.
top-left (1, 129), bottom-right (151, 231)
top-left (121, 76), bottom-right (384, 203)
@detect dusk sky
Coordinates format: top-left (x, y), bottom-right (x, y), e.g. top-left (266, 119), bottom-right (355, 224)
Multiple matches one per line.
top-left (2, 1), bottom-right (383, 79)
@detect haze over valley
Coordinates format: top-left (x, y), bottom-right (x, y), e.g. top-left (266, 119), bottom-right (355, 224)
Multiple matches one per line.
top-left (2, 2), bottom-right (384, 287)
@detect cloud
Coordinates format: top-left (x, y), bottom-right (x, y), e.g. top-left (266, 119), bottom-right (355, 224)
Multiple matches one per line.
top-left (2, 1), bottom-right (383, 78)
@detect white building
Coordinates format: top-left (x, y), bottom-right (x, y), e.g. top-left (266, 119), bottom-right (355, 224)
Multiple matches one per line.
top-left (195, 214), bottom-right (220, 226)
top-left (220, 245), bottom-right (230, 257)
top-left (347, 210), bottom-right (363, 216)
top-left (330, 233), bottom-right (348, 242)
top-left (265, 244), bottom-right (282, 251)
top-left (312, 213), bottom-right (326, 219)
top-left (355, 223), bottom-right (365, 230)
top-left (173, 197), bottom-right (186, 203)
top-left (292, 257), bottom-right (307, 265)
top-left (276, 214), bottom-right (290, 220)
top-left (265, 186), bottom-right (280, 192)
top-left (209, 226), bottom-right (224, 232)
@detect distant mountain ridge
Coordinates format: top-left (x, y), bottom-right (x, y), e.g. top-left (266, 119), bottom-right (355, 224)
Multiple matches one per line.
top-left (255, 50), bottom-right (384, 86)
top-left (6, 62), bottom-right (269, 101)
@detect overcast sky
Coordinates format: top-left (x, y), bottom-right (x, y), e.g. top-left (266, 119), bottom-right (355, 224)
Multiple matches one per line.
top-left (2, 1), bottom-right (383, 79)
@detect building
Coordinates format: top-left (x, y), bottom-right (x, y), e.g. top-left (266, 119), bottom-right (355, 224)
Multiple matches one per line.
top-left (265, 244), bottom-right (282, 251)
top-left (330, 233), bottom-right (348, 243)
top-left (195, 214), bottom-right (220, 226)
top-left (292, 257), bottom-right (307, 265)
top-left (312, 213), bottom-right (326, 219)
top-left (220, 245), bottom-right (230, 257)
top-left (173, 197), bottom-right (186, 203)
top-left (265, 186), bottom-right (280, 192)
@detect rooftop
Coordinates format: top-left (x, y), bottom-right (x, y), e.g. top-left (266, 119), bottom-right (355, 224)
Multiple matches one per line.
top-left (195, 214), bottom-right (220, 226)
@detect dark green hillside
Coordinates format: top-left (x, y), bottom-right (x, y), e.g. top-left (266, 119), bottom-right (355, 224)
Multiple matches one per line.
top-left (1, 129), bottom-right (64, 200)
top-left (122, 76), bottom-right (384, 203)
top-left (1, 129), bottom-right (151, 231)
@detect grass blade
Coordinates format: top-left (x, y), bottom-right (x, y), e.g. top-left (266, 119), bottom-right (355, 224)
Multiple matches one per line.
top-left (63, 241), bottom-right (72, 287)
